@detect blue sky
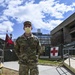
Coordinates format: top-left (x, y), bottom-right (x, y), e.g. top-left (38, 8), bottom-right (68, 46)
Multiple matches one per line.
top-left (0, 0), bottom-right (75, 39)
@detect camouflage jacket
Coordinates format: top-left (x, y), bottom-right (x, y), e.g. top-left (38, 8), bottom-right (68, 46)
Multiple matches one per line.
top-left (14, 33), bottom-right (41, 64)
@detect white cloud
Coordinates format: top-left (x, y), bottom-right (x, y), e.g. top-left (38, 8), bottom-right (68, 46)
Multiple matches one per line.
top-left (39, 1), bottom-right (75, 18)
top-left (0, 0), bottom-right (4, 3)
top-left (0, 21), bottom-right (14, 33)
top-left (0, 16), bottom-right (8, 21)
top-left (0, 0), bottom-right (5, 7)
top-left (0, 0), bottom-right (75, 36)
top-left (7, 0), bottom-right (23, 8)
top-left (72, 2), bottom-right (75, 6)
top-left (48, 20), bottom-right (63, 30)
top-left (0, 34), bottom-right (6, 40)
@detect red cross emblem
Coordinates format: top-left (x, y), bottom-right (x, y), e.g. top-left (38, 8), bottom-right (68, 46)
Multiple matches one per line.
top-left (51, 47), bottom-right (58, 56)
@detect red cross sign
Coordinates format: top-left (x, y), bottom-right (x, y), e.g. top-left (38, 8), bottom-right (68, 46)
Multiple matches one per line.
top-left (50, 47), bottom-right (59, 56)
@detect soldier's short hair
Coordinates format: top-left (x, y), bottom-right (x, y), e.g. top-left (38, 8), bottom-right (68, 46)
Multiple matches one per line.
top-left (24, 21), bottom-right (32, 26)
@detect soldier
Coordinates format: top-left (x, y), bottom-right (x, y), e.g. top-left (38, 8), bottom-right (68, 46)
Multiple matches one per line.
top-left (14, 21), bottom-right (41, 75)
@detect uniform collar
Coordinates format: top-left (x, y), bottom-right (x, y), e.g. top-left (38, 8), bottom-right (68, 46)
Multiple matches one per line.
top-left (22, 33), bottom-right (34, 39)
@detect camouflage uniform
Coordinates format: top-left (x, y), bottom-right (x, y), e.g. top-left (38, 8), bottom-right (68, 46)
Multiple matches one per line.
top-left (14, 33), bottom-right (41, 75)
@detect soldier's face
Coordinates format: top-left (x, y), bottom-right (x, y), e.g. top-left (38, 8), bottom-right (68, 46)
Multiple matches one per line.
top-left (24, 25), bottom-right (32, 33)
top-left (24, 24), bottom-right (31, 27)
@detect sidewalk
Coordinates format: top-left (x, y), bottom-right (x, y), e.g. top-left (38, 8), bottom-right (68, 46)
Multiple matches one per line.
top-left (4, 61), bottom-right (73, 75)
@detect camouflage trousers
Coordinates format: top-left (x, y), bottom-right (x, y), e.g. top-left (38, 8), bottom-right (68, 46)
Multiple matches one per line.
top-left (19, 63), bottom-right (39, 75)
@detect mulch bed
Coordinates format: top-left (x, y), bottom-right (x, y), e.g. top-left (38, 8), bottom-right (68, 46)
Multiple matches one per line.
top-left (2, 67), bottom-right (18, 75)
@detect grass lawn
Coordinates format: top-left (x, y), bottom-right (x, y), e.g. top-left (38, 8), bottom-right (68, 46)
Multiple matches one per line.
top-left (38, 58), bottom-right (62, 66)
top-left (2, 58), bottom-right (62, 75)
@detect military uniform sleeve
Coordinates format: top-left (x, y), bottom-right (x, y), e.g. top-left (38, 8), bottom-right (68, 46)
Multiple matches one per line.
top-left (14, 37), bottom-right (20, 58)
top-left (36, 38), bottom-right (41, 55)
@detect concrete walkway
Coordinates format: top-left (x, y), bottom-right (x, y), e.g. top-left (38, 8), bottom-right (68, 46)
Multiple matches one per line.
top-left (3, 61), bottom-right (73, 75)
top-left (64, 57), bottom-right (75, 74)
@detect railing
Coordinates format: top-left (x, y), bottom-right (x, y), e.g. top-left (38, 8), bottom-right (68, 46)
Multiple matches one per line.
top-left (56, 52), bottom-right (69, 75)
top-left (63, 45), bottom-right (75, 66)
top-left (56, 42), bottom-right (75, 75)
